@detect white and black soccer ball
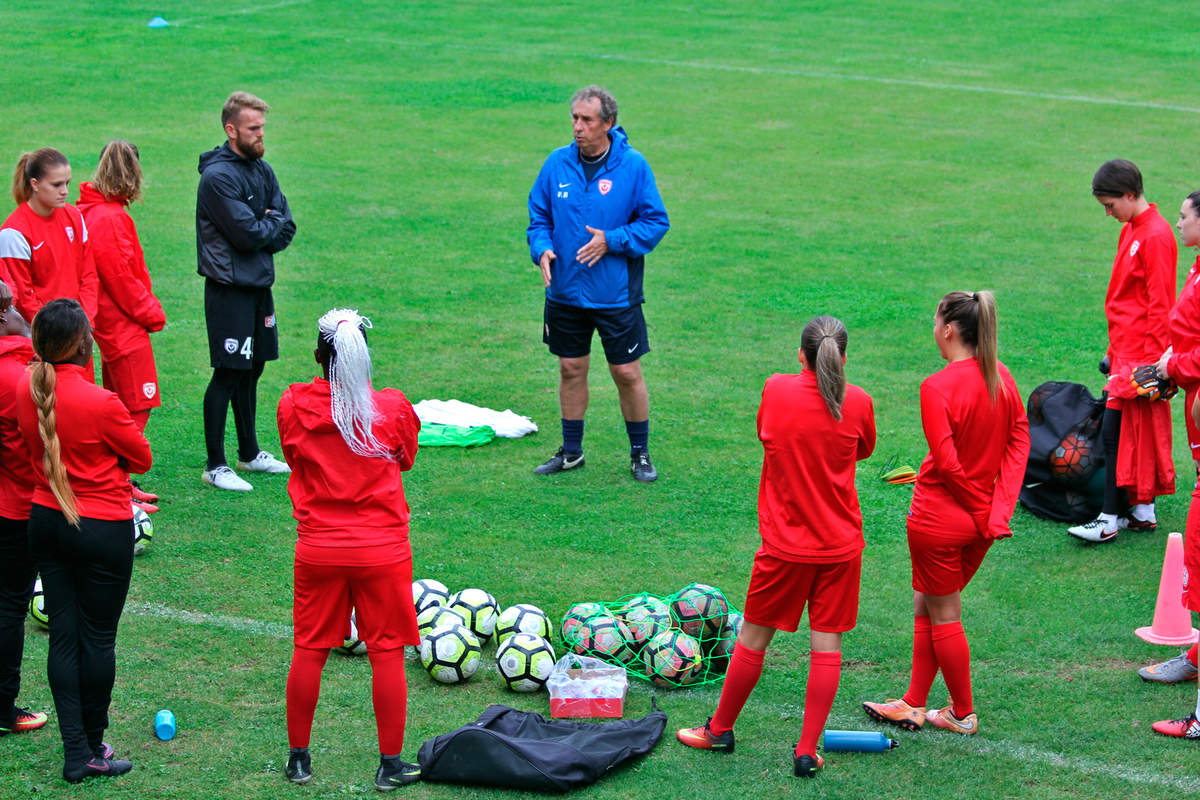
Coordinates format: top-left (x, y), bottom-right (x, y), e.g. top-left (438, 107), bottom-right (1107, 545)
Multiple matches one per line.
top-left (28, 577), bottom-right (48, 629)
top-left (336, 611), bottom-right (367, 655)
top-left (417, 604), bottom-right (467, 638)
top-left (412, 578), bottom-right (450, 614)
top-left (447, 588), bottom-right (499, 641)
top-left (495, 603), bottom-right (552, 645)
top-left (131, 504), bottom-right (153, 556)
top-left (420, 624), bottom-right (482, 684)
top-left (496, 633), bottom-right (556, 692)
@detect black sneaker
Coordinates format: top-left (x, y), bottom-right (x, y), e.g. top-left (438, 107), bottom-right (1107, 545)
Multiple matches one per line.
top-left (533, 448), bottom-right (584, 475)
top-left (63, 756), bottom-right (133, 784)
top-left (631, 450), bottom-right (658, 482)
top-left (285, 747), bottom-right (312, 784)
top-left (375, 755), bottom-right (422, 790)
top-left (793, 753), bottom-right (823, 778)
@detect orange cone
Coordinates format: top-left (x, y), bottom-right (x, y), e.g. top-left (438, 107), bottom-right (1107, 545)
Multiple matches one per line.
top-left (1135, 532), bottom-right (1199, 646)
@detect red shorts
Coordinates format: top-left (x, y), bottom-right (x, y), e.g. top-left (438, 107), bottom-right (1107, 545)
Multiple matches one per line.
top-left (101, 343), bottom-right (161, 413)
top-left (907, 522), bottom-right (992, 596)
top-left (1185, 484), bottom-right (1200, 613)
top-left (292, 558), bottom-right (419, 650)
top-left (743, 551), bottom-right (861, 633)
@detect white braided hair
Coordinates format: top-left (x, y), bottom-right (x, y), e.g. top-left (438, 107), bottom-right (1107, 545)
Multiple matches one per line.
top-left (317, 308), bottom-right (390, 459)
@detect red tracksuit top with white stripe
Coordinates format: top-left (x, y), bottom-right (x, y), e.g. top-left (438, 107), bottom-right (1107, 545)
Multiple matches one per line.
top-left (907, 358), bottom-right (1029, 540)
top-left (278, 378), bottom-right (419, 566)
top-left (0, 336), bottom-right (35, 520)
top-left (1167, 254), bottom-right (1200, 389)
top-left (1105, 204), bottom-right (1176, 365)
top-left (756, 370), bottom-right (876, 563)
top-left (14, 363), bottom-right (151, 520)
top-left (0, 202), bottom-right (99, 324)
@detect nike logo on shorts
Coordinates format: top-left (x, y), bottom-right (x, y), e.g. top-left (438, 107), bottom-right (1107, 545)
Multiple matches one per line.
top-left (627, 343), bottom-right (639, 354)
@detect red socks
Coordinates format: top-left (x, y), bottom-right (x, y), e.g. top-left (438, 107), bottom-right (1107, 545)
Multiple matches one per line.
top-left (902, 615), bottom-right (936, 708)
top-left (368, 648), bottom-right (409, 755)
top-left (796, 651), bottom-right (841, 758)
top-left (1189, 642), bottom-right (1199, 667)
top-left (709, 643), bottom-right (765, 735)
top-left (931, 621), bottom-right (973, 718)
top-left (286, 646), bottom-right (329, 748)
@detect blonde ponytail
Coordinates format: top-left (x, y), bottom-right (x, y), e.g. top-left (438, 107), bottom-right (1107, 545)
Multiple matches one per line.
top-left (937, 290), bottom-right (1004, 402)
top-left (29, 361), bottom-right (79, 527)
top-left (800, 316), bottom-right (848, 421)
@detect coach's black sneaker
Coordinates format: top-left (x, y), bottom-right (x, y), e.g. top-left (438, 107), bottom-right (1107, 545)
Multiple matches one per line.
top-left (63, 756), bottom-right (133, 784)
top-left (285, 747), bottom-right (312, 784)
top-left (631, 450), bottom-right (658, 482)
top-left (374, 755), bottom-right (421, 790)
top-left (533, 448), bottom-right (584, 475)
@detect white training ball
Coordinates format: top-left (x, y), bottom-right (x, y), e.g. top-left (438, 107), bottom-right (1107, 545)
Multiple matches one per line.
top-left (496, 633), bottom-right (556, 692)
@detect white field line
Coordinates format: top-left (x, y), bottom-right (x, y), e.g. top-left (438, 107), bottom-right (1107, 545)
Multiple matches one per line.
top-left (168, 0), bottom-right (315, 27)
top-left (126, 599), bottom-right (1196, 790)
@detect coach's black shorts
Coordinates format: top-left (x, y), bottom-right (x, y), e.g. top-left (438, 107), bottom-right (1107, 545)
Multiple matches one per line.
top-left (205, 279), bottom-right (279, 369)
top-left (543, 300), bottom-right (649, 365)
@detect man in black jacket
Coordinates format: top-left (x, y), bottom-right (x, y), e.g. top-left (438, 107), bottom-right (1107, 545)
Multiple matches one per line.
top-left (196, 91), bottom-right (296, 492)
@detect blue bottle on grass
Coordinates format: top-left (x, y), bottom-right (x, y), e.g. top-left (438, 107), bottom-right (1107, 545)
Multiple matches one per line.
top-left (154, 709), bottom-right (176, 741)
top-left (823, 730), bottom-right (897, 752)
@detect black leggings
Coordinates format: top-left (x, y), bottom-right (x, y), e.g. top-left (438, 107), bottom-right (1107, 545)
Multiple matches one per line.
top-left (0, 515), bottom-right (35, 726)
top-left (28, 505), bottom-right (132, 766)
top-left (1101, 407), bottom-right (1127, 516)
top-left (203, 363), bottom-right (264, 469)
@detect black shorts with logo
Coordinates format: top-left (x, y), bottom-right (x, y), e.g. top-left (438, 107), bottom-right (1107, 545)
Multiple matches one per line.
top-left (205, 279), bottom-right (279, 369)
top-left (543, 300), bottom-right (649, 365)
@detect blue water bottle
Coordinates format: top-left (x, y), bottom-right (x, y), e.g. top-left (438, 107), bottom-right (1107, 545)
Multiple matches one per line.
top-left (823, 729), bottom-right (897, 752)
top-left (154, 709), bottom-right (176, 741)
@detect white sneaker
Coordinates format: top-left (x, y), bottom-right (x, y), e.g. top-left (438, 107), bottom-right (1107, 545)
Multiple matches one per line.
top-left (201, 465), bottom-right (253, 492)
top-left (1067, 516), bottom-right (1126, 543)
top-left (236, 451), bottom-right (291, 474)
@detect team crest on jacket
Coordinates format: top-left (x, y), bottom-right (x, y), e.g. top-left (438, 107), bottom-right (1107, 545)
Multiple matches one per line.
top-left (224, 338), bottom-right (238, 354)
top-left (1130, 240), bottom-right (1141, 257)
top-left (264, 314), bottom-right (276, 329)
top-left (65, 226), bottom-right (74, 243)
top-left (142, 382), bottom-right (157, 399)
top-left (598, 179), bottom-right (612, 196)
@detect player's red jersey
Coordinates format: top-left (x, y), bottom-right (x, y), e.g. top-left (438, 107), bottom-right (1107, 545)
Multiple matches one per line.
top-left (0, 336), bottom-right (35, 520)
top-left (76, 182), bottom-right (165, 359)
top-left (908, 358), bottom-right (1029, 540)
top-left (278, 378), bottom-right (420, 566)
top-left (1167, 254), bottom-right (1200, 388)
top-left (756, 370), bottom-right (876, 563)
top-left (0, 202), bottom-right (99, 323)
top-left (14, 363), bottom-right (150, 520)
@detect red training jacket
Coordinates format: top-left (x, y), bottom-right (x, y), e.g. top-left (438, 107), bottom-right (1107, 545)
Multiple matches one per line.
top-left (0, 336), bottom-right (35, 520)
top-left (1167, 254), bottom-right (1200, 389)
top-left (14, 363), bottom-right (150, 520)
top-left (756, 370), bottom-right (876, 563)
top-left (278, 378), bottom-right (419, 566)
top-left (908, 358), bottom-right (1030, 540)
top-left (76, 182), bottom-right (165, 359)
top-left (0, 202), bottom-right (99, 324)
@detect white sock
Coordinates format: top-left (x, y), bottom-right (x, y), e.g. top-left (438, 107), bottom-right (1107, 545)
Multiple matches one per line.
top-left (1194, 687), bottom-right (1199, 720)
top-left (1098, 512), bottom-right (1118, 529)
top-left (1132, 503), bottom-right (1156, 523)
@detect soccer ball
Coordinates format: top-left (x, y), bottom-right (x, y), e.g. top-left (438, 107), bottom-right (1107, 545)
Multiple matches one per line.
top-left (448, 588), bottom-right (499, 641)
top-left (412, 578), bottom-right (450, 613)
top-left (584, 614), bottom-right (636, 665)
top-left (132, 504), bottom-right (153, 556)
top-left (495, 604), bottom-right (552, 645)
top-left (337, 611), bottom-right (367, 655)
top-left (28, 577), bottom-right (48, 629)
top-left (616, 594), bottom-right (671, 650)
top-left (1049, 433), bottom-right (1092, 481)
top-left (417, 604), bottom-right (466, 637)
top-left (642, 629), bottom-right (702, 687)
top-left (496, 633), bottom-right (556, 692)
top-left (420, 624), bottom-right (482, 684)
top-left (559, 602), bottom-right (608, 647)
top-left (670, 583), bottom-right (728, 641)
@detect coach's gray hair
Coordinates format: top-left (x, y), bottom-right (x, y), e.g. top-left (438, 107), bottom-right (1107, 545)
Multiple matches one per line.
top-left (317, 308), bottom-right (391, 460)
top-left (571, 86), bottom-right (618, 125)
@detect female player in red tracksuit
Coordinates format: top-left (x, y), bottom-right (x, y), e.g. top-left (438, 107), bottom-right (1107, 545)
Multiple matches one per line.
top-left (278, 308), bottom-right (422, 790)
top-left (0, 149), bottom-right (99, 326)
top-left (0, 301), bottom-right (49, 738)
top-left (76, 141), bottom-right (166, 509)
top-left (677, 315), bottom-right (876, 778)
top-left (1068, 159), bottom-right (1176, 543)
top-left (14, 298), bottom-right (151, 783)
top-left (864, 291), bottom-right (1029, 736)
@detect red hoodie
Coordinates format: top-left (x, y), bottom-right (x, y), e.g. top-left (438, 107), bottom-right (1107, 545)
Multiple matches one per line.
top-left (0, 202), bottom-right (99, 324)
top-left (76, 182), bottom-right (165, 359)
top-left (0, 336), bottom-right (35, 520)
top-left (278, 378), bottom-right (419, 566)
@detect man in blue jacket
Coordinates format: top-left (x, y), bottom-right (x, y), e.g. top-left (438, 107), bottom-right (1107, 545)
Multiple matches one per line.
top-left (196, 91), bottom-right (296, 492)
top-left (527, 86), bottom-right (670, 483)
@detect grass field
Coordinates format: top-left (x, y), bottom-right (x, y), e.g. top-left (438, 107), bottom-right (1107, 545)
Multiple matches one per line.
top-left (4, 1), bottom-right (1200, 797)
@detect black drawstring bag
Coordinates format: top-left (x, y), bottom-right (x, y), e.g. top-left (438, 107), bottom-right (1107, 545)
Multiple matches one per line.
top-left (1020, 381), bottom-right (1106, 522)
top-left (416, 703), bottom-right (666, 792)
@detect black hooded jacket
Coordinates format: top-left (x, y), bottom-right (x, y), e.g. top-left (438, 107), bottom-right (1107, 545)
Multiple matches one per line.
top-left (195, 142), bottom-right (295, 288)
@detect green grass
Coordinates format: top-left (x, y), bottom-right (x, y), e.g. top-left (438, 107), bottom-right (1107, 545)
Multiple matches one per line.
top-left (3, 0), bottom-right (1200, 796)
